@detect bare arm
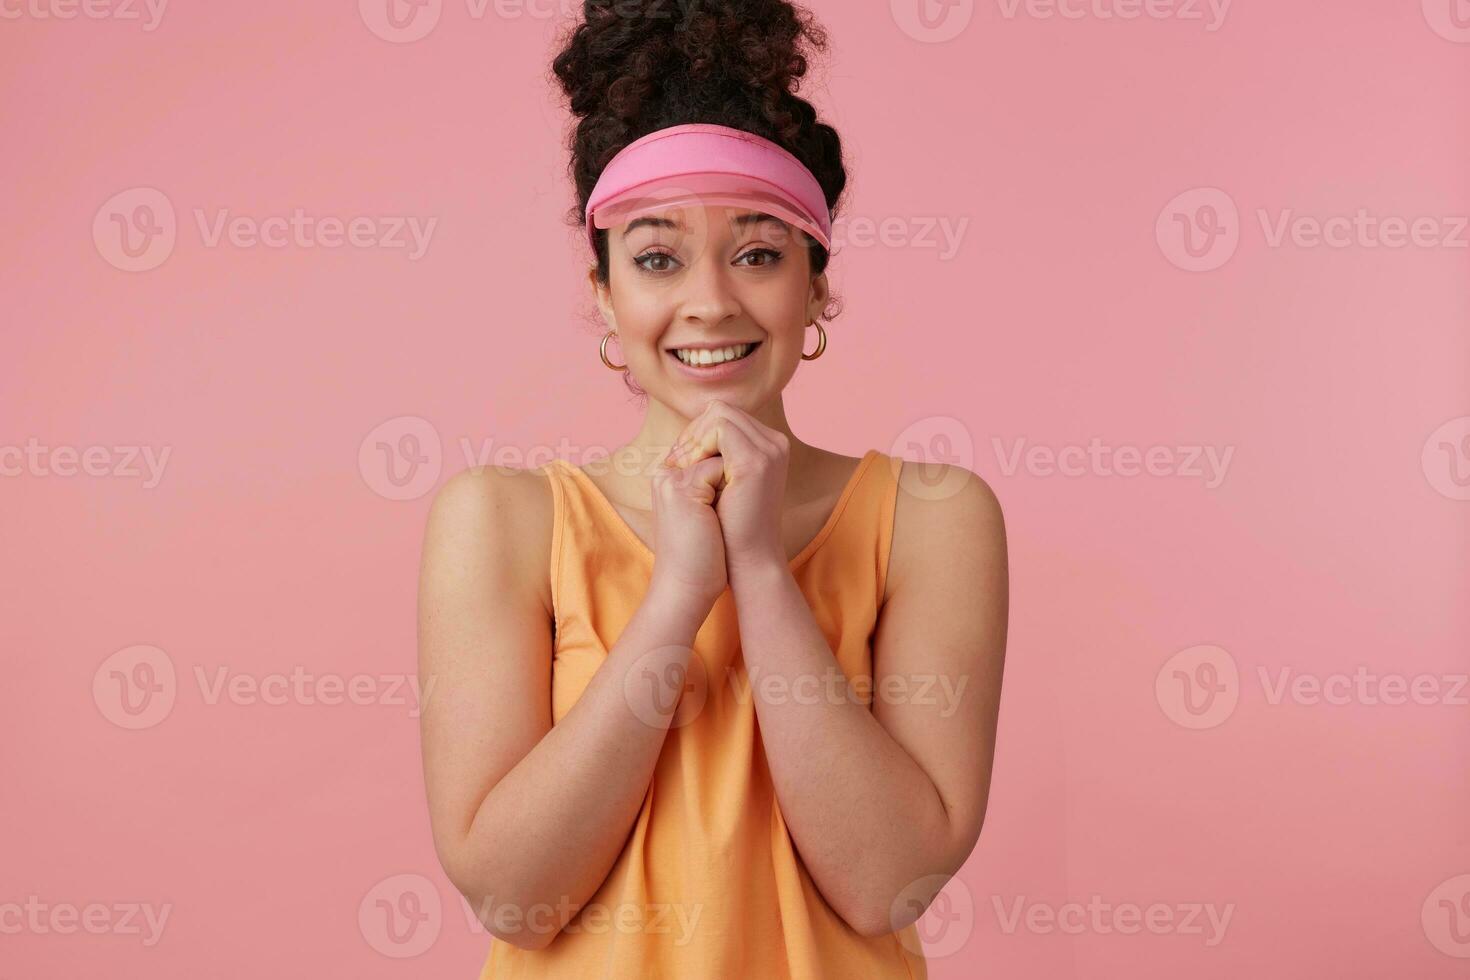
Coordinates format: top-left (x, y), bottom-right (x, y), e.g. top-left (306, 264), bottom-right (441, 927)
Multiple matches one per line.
top-left (726, 463), bottom-right (1008, 937)
top-left (417, 466), bottom-right (711, 950)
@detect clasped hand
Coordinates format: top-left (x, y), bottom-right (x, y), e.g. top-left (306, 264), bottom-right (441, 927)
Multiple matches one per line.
top-left (658, 399), bottom-right (790, 579)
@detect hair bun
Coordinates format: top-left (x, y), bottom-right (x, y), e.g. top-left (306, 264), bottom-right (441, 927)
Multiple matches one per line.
top-left (552, 0), bottom-right (845, 221)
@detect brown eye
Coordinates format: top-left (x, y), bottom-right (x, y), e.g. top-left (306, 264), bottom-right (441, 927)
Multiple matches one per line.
top-left (737, 248), bottom-right (782, 267)
top-left (634, 251), bottom-right (678, 273)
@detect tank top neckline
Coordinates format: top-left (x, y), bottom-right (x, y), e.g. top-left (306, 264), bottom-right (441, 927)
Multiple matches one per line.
top-left (553, 448), bottom-right (881, 572)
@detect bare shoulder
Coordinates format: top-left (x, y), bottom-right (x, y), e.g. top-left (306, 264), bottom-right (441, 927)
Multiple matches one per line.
top-left (885, 459), bottom-right (1007, 604)
top-left (420, 461), bottom-right (557, 617)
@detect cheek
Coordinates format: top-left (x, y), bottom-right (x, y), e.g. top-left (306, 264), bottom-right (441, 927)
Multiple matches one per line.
top-left (748, 265), bottom-right (812, 330)
top-left (608, 286), bottom-right (669, 347)
top-left (748, 296), bottom-right (808, 347)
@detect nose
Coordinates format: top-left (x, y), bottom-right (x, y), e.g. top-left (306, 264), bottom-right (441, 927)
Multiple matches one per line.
top-left (674, 233), bottom-right (743, 328)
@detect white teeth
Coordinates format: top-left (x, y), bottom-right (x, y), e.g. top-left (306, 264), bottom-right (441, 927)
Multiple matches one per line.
top-left (674, 343), bottom-right (754, 366)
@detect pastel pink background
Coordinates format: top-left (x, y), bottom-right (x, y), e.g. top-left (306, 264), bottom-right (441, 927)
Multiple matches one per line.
top-left (3, 2), bottom-right (1467, 977)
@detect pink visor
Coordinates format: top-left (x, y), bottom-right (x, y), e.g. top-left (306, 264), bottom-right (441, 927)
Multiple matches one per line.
top-left (585, 123), bottom-right (833, 252)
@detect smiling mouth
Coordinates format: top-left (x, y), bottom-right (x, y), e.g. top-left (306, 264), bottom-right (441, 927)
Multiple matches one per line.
top-left (667, 341), bottom-right (762, 367)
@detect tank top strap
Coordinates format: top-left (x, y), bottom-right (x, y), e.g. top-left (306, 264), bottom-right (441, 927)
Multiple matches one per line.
top-left (847, 449), bottom-right (901, 606)
top-left (797, 449), bottom-right (902, 613)
top-left (869, 450), bottom-right (903, 605)
top-left (539, 459), bottom-right (569, 641)
top-left (539, 458), bottom-right (656, 658)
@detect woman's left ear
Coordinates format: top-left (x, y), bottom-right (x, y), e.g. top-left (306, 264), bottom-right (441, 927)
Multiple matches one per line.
top-left (808, 272), bottom-right (829, 322)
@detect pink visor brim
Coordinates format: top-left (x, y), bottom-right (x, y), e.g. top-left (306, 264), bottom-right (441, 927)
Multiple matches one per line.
top-left (588, 173), bottom-right (832, 251)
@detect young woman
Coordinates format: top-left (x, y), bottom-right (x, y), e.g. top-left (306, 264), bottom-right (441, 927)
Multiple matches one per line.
top-left (417, 3), bottom-right (1008, 976)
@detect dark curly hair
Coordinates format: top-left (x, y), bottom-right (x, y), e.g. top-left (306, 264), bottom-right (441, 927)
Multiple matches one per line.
top-left (550, 0), bottom-right (848, 396)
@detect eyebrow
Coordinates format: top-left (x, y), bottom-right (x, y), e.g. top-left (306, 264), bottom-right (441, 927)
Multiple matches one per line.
top-left (621, 212), bottom-right (789, 238)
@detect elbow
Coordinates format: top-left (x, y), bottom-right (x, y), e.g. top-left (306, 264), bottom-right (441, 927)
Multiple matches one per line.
top-left (482, 904), bottom-right (562, 952)
top-left (843, 868), bottom-right (965, 939)
top-left (843, 895), bottom-right (918, 940)
top-left (458, 881), bottom-right (565, 952)
top-left (439, 851), bottom-right (563, 952)
top-left (831, 888), bottom-right (903, 940)
top-left (848, 910), bottom-right (902, 940)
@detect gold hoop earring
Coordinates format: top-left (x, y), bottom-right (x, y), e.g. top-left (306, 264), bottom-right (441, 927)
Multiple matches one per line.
top-left (801, 321), bottom-right (827, 361)
top-left (600, 329), bottom-right (626, 371)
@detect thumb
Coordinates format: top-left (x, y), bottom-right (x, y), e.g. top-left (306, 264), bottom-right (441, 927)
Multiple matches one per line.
top-left (686, 455), bottom-right (727, 500)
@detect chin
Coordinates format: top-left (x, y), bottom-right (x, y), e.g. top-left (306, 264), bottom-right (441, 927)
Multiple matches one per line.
top-left (680, 388), bottom-right (757, 418)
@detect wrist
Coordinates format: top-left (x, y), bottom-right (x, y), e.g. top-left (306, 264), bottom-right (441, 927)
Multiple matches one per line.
top-left (726, 553), bottom-right (790, 591)
top-left (646, 570), bottom-right (722, 621)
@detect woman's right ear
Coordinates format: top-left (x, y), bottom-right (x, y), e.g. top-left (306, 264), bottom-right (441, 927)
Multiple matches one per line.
top-left (588, 266), bottom-right (615, 329)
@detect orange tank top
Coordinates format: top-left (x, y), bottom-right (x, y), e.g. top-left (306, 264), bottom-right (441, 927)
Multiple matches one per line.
top-left (479, 448), bottom-right (928, 979)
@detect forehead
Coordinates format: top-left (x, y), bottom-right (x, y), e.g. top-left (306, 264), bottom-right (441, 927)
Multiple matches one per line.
top-left (619, 207), bottom-right (793, 237)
